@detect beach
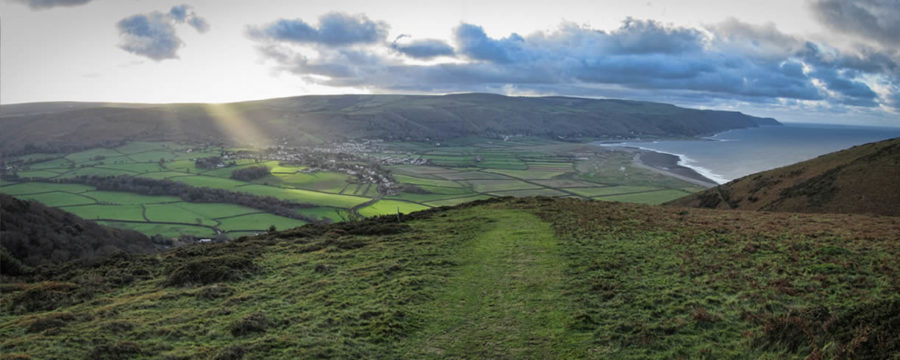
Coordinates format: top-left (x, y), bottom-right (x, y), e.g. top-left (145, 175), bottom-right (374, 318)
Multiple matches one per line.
top-left (633, 150), bottom-right (719, 188)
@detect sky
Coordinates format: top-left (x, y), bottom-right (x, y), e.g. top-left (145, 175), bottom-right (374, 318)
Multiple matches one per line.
top-left (2, 0), bottom-right (899, 126)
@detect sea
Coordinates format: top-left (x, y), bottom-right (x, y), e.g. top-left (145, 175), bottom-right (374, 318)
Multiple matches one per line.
top-left (594, 123), bottom-right (900, 184)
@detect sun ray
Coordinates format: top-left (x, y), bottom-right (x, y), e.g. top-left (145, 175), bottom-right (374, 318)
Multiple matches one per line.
top-left (203, 103), bottom-right (270, 149)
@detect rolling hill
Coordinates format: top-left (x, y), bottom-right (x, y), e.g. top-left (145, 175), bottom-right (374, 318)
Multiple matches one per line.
top-left (0, 193), bottom-right (160, 272)
top-left (0, 93), bottom-right (778, 155)
top-left (666, 137), bottom-right (900, 216)
top-left (1, 197), bottom-right (897, 359)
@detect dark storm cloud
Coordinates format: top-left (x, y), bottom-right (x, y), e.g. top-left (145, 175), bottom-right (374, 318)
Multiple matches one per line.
top-left (249, 15), bottom-right (898, 112)
top-left (116, 5), bottom-right (209, 61)
top-left (248, 12), bottom-right (389, 47)
top-left (810, 0), bottom-right (900, 48)
top-left (454, 24), bottom-right (525, 63)
top-left (7, 0), bottom-right (91, 10)
top-left (391, 36), bottom-right (455, 59)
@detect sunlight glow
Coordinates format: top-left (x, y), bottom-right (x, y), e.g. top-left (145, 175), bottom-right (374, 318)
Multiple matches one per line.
top-left (203, 103), bottom-right (271, 148)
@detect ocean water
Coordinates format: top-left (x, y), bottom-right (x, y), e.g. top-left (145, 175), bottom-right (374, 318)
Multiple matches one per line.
top-left (595, 123), bottom-right (900, 184)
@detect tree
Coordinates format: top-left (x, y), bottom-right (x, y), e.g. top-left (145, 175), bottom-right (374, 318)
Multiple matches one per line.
top-left (268, 225), bottom-right (277, 233)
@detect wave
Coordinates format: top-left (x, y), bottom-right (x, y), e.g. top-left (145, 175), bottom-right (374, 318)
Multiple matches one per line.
top-left (597, 143), bottom-right (730, 184)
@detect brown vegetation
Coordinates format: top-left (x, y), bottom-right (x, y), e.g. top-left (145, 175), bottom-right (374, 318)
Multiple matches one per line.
top-left (667, 137), bottom-right (900, 216)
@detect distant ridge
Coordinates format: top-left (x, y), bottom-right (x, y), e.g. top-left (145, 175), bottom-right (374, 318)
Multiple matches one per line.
top-left (0, 93), bottom-right (778, 154)
top-left (666, 137), bottom-right (900, 216)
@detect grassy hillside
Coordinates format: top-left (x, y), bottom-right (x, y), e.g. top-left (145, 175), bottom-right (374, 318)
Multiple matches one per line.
top-left (0, 94), bottom-right (778, 155)
top-left (667, 137), bottom-right (900, 216)
top-left (2, 197), bottom-right (897, 359)
top-left (0, 193), bottom-right (159, 271)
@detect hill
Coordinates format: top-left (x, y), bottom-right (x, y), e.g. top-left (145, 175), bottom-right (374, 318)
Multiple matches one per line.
top-left (0, 193), bottom-right (161, 272)
top-left (1, 197), bottom-right (897, 359)
top-left (0, 93), bottom-right (778, 155)
top-left (666, 137), bottom-right (900, 216)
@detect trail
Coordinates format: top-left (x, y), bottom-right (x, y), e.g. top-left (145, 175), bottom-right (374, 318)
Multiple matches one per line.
top-left (401, 208), bottom-right (581, 359)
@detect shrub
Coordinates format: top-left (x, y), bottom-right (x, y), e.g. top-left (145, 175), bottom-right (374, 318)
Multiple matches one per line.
top-left (230, 312), bottom-right (268, 336)
top-left (25, 312), bottom-right (77, 333)
top-left (6, 282), bottom-right (78, 314)
top-left (213, 345), bottom-right (245, 360)
top-left (164, 255), bottom-right (257, 287)
top-left (196, 284), bottom-right (235, 300)
top-left (86, 341), bottom-right (145, 360)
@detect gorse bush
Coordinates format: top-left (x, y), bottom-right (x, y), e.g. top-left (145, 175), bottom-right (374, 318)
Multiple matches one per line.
top-left (164, 255), bottom-right (258, 287)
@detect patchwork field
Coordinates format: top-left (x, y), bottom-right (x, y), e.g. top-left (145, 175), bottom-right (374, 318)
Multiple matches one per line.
top-left (3, 138), bottom-right (706, 239)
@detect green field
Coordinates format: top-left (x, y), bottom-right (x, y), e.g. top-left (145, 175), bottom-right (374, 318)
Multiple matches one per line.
top-left (567, 185), bottom-right (661, 197)
top-left (464, 179), bottom-right (540, 192)
top-left (236, 185), bottom-right (370, 208)
top-left (97, 221), bottom-right (215, 238)
top-left (0, 182), bottom-right (94, 195)
top-left (297, 207), bottom-right (347, 222)
top-left (217, 213), bottom-right (307, 232)
top-left (61, 204), bottom-right (146, 221)
top-left (258, 171), bottom-right (350, 193)
top-left (83, 191), bottom-right (180, 205)
top-left (357, 199), bottom-right (431, 217)
top-left (16, 192), bottom-right (97, 207)
top-left (4, 138), bottom-right (710, 240)
top-left (597, 189), bottom-right (693, 204)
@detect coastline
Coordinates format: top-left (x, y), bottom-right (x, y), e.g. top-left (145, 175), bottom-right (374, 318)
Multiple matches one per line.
top-left (633, 150), bottom-right (720, 188)
top-left (598, 145), bottom-right (720, 188)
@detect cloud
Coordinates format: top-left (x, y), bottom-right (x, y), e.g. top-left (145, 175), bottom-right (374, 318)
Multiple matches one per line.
top-left (391, 36), bottom-right (454, 59)
top-left (169, 4), bottom-right (210, 33)
top-left (810, 0), bottom-right (900, 49)
top-left (116, 5), bottom-right (209, 61)
top-left (249, 14), bottom-right (899, 114)
top-left (7, 0), bottom-right (91, 10)
top-left (454, 24), bottom-right (525, 63)
top-left (248, 12), bottom-right (388, 47)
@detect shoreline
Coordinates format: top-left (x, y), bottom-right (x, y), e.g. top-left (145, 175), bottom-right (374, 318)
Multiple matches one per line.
top-left (599, 145), bottom-right (720, 188)
top-left (633, 150), bottom-right (720, 188)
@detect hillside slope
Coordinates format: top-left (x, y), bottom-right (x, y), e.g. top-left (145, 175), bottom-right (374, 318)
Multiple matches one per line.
top-left (0, 94), bottom-right (778, 154)
top-left (0, 193), bottom-right (159, 271)
top-left (666, 137), bottom-right (900, 216)
top-left (1, 198), bottom-right (897, 359)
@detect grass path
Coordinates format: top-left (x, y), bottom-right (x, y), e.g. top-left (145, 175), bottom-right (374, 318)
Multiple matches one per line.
top-left (400, 208), bottom-right (586, 359)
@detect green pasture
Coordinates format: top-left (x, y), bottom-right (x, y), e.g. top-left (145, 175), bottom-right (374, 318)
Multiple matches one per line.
top-left (258, 171), bottom-right (350, 193)
top-left (596, 189), bottom-right (692, 204)
top-left (15, 192), bottom-right (96, 207)
top-left (357, 199), bottom-right (430, 217)
top-left (96, 221), bottom-right (214, 238)
top-left (424, 195), bottom-right (495, 207)
top-left (0, 182), bottom-right (94, 195)
top-left (167, 175), bottom-right (248, 189)
top-left (566, 185), bottom-right (661, 197)
top-left (84, 191), bottom-right (180, 205)
top-left (482, 168), bottom-right (568, 180)
top-left (297, 207), bottom-right (347, 222)
top-left (217, 213), bottom-right (307, 232)
top-left (393, 174), bottom-right (462, 188)
top-left (27, 158), bottom-right (72, 170)
top-left (464, 179), bottom-right (540, 193)
top-left (487, 188), bottom-right (570, 197)
top-left (60, 204), bottom-right (145, 221)
top-left (236, 185), bottom-right (370, 208)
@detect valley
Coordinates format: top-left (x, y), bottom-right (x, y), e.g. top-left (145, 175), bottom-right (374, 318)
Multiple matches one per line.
top-left (1, 137), bottom-right (706, 241)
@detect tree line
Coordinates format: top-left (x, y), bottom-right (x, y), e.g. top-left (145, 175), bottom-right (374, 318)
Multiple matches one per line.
top-left (230, 166), bottom-right (270, 181)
